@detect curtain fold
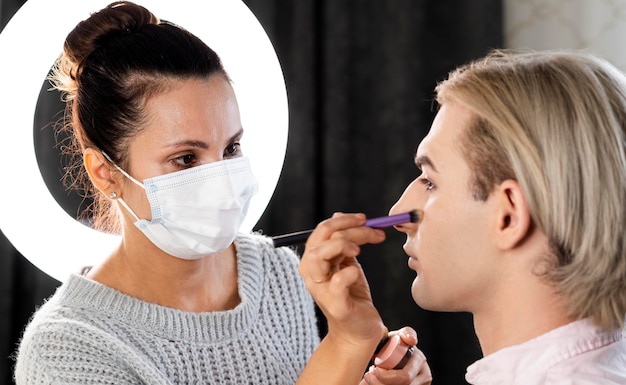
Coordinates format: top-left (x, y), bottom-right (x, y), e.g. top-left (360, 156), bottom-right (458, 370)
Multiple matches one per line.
top-left (0, 1), bottom-right (502, 384)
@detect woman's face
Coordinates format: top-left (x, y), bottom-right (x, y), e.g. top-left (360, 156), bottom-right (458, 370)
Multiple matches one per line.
top-left (119, 75), bottom-right (244, 220)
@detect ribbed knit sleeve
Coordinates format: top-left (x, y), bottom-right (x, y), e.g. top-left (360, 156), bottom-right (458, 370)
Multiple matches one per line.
top-left (14, 233), bottom-right (320, 385)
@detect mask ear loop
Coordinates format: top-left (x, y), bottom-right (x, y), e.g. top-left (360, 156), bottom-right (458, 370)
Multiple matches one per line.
top-left (101, 151), bottom-right (143, 222)
top-left (101, 151), bottom-right (145, 189)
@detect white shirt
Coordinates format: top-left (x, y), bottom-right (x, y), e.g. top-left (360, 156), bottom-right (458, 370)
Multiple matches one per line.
top-left (465, 318), bottom-right (626, 384)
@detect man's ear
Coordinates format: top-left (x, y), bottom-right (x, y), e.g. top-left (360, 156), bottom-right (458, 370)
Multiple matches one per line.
top-left (494, 179), bottom-right (531, 250)
top-left (83, 148), bottom-right (118, 196)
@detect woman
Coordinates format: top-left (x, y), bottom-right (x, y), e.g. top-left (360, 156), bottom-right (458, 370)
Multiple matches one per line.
top-left (14, 2), bottom-right (430, 384)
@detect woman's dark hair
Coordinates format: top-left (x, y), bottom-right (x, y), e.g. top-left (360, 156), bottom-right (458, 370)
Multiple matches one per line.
top-left (50, 1), bottom-right (228, 232)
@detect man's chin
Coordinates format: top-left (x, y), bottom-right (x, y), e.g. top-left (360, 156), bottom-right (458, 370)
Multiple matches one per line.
top-left (411, 278), bottom-right (443, 311)
top-left (410, 278), bottom-right (427, 307)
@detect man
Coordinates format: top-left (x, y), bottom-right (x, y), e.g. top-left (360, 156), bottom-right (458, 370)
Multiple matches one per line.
top-left (388, 49), bottom-right (626, 384)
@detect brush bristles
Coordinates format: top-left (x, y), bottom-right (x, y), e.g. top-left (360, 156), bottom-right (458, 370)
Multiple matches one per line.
top-left (409, 209), bottom-right (423, 224)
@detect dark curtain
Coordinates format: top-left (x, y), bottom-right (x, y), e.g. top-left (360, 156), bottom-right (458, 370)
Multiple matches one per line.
top-left (0, 1), bottom-right (502, 384)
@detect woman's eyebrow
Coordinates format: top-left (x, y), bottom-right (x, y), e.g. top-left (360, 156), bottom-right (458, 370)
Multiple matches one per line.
top-left (163, 128), bottom-right (244, 149)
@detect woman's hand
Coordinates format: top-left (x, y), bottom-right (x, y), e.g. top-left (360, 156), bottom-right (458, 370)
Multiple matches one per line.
top-left (361, 327), bottom-right (432, 385)
top-left (298, 212), bottom-right (387, 352)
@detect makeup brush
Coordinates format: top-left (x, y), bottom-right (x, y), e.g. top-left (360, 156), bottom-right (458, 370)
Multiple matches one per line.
top-left (271, 209), bottom-right (422, 248)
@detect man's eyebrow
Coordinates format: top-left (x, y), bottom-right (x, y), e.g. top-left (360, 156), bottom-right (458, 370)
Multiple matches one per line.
top-left (414, 155), bottom-right (437, 172)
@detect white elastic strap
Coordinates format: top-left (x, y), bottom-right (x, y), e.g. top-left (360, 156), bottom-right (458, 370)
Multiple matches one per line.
top-left (116, 197), bottom-right (141, 222)
top-left (101, 151), bottom-right (145, 189)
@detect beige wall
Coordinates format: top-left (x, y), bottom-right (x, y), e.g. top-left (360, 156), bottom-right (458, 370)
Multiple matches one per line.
top-left (504, 0), bottom-right (626, 71)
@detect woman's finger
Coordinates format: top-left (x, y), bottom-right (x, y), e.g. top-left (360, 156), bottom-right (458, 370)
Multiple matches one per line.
top-left (306, 213), bottom-right (386, 249)
top-left (299, 214), bottom-right (385, 285)
top-left (365, 345), bottom-right (432, 385)
top-left (299, 237), bottom-right (361, 284)
top-left (392, 326), bottom-right (418, 347)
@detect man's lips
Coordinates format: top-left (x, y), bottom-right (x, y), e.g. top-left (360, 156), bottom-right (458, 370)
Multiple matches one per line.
top-left (404, 245), bottom-right (419, 270)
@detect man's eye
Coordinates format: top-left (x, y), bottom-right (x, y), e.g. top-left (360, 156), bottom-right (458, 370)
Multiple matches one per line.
top-left (418, 177), bottom-right (435, 191)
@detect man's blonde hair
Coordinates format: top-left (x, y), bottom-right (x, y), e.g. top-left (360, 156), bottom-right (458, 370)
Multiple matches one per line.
top-left (436, 49), bottom-right (626, 330)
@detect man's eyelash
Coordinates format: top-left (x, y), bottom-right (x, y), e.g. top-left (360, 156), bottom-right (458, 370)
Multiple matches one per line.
top-left (418, 177), bottom-right (435, 190)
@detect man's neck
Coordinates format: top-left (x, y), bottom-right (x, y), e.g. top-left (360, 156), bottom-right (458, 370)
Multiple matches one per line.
top-left (473, 278), bottom-right (574, 356)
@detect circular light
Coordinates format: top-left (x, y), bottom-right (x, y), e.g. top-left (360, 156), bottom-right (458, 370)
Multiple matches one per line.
top-left (0, 0), bottom-right (288, 282)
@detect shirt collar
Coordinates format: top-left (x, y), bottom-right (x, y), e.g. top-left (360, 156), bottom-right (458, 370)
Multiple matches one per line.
top-left (465, 318), bottom-right (623, 384)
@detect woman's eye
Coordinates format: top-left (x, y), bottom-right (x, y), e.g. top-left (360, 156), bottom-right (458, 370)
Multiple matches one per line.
top-left (173, 154), bottom-right (197, 168)
top-left (225, 142), bottom-right (241, 157)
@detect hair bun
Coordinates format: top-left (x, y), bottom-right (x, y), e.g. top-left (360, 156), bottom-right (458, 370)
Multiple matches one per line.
top-left (54, 1), bottom-right (159, 94)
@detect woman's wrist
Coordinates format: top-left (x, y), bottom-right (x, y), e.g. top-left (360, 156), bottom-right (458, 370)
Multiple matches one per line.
top-left (325, 323), bottom-right (388, 358)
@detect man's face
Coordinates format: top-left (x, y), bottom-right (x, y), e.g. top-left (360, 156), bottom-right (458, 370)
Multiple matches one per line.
top-left (390, 101), bottom-right (502, 313)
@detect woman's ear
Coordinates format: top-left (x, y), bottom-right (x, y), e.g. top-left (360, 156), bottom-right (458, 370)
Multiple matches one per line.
top-left (83, 148), bottom-right (117, 195)
top-left (494, 179), bottom-right (531, 250)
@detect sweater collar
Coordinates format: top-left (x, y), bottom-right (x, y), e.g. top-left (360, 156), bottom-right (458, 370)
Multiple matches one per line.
top-left (56, 234), bottom-right (264, 343)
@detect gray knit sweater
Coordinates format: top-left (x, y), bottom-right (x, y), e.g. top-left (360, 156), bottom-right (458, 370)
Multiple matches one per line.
top-left (14, 233), bottom-right (320, 384)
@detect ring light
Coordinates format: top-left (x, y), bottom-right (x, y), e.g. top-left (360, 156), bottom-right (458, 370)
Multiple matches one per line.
top-left (0, 0), bottom-right (288, 282)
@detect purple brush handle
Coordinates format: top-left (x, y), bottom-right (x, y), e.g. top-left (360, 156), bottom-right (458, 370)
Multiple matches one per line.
top-left (365, 212), bottom-right (412, 228)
